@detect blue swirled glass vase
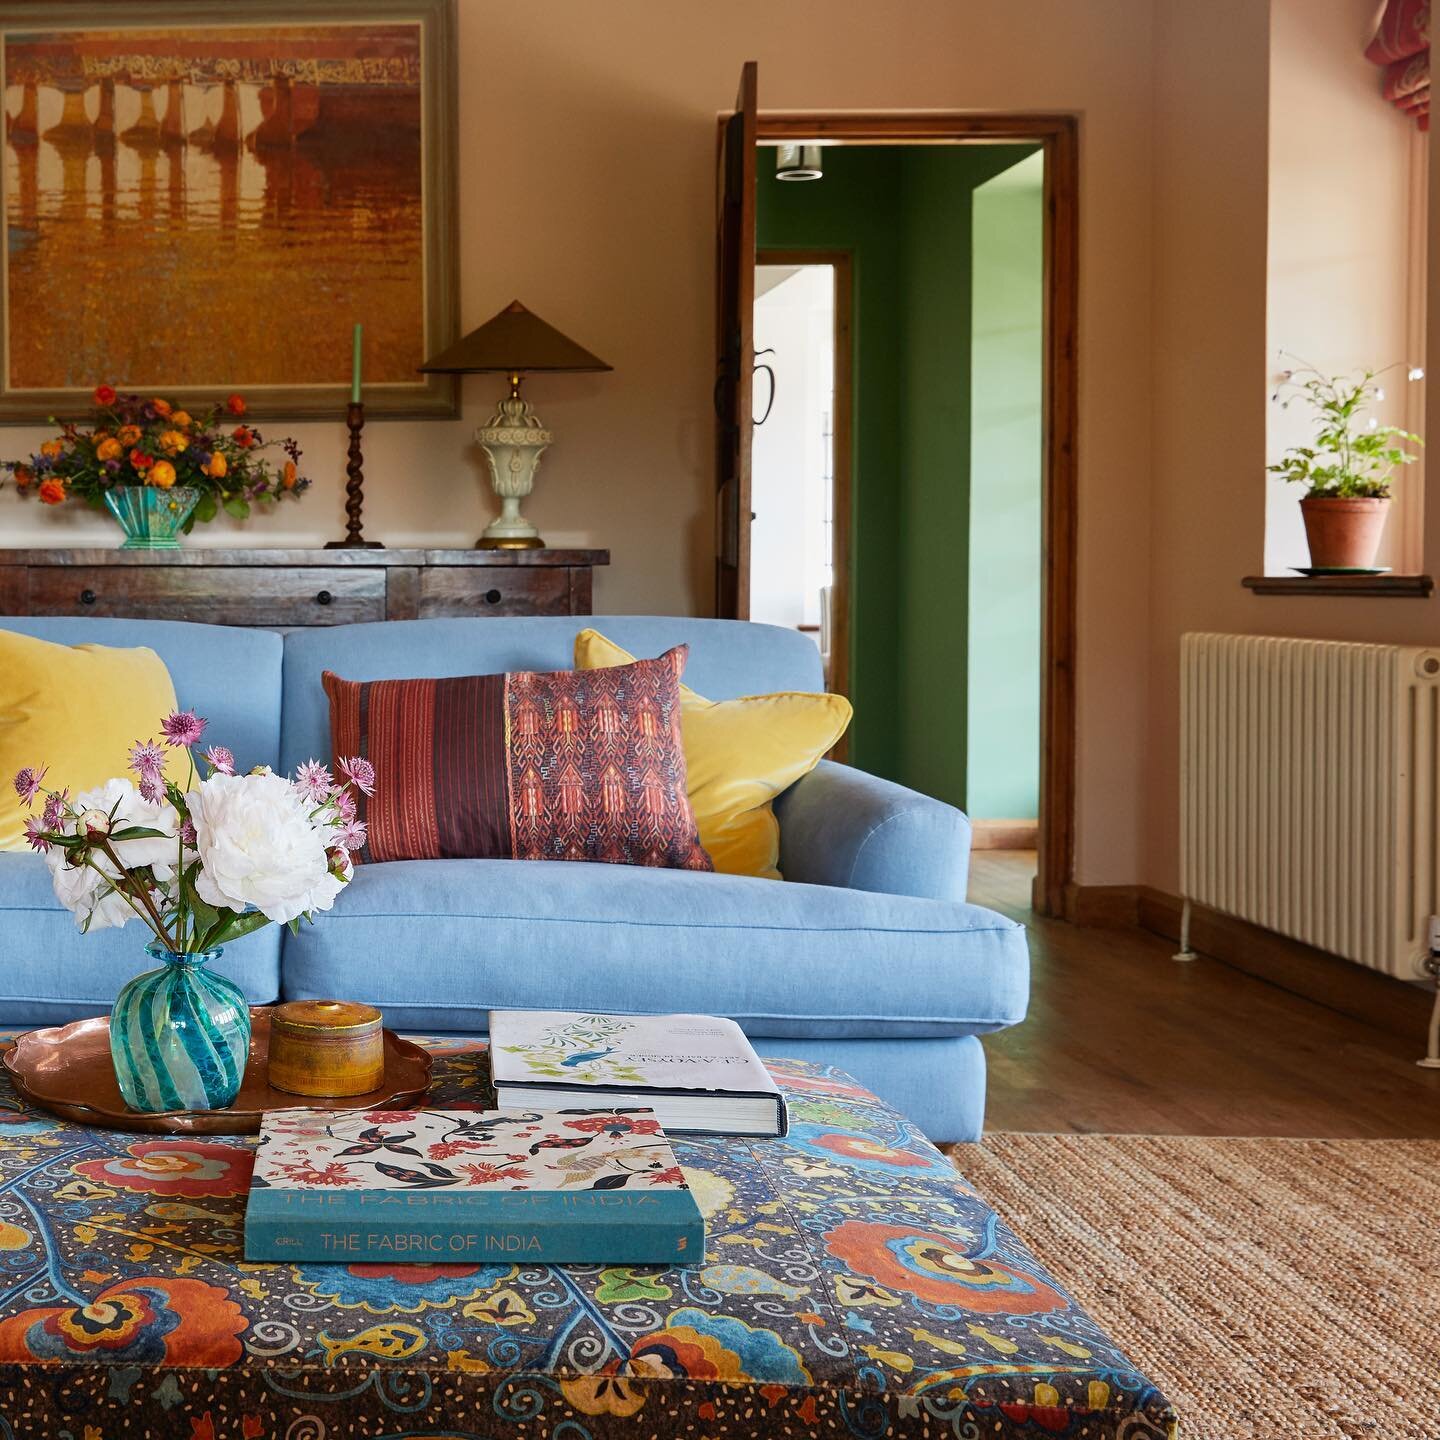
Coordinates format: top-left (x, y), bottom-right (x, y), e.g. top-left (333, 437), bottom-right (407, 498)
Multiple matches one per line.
top-left (109, 944), bottom-right (251, 1112)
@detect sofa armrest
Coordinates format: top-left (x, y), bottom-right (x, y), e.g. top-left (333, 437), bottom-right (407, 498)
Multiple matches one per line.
top-left (774, 760), bottom-right (971, 902)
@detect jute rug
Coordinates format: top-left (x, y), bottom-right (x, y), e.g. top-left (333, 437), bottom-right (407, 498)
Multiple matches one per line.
top-left (951, 1133), bottom-right (1440, 1440)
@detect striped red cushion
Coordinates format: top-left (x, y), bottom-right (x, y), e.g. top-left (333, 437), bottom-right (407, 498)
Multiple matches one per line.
top-left (321, 646), bottom-right (712, 871)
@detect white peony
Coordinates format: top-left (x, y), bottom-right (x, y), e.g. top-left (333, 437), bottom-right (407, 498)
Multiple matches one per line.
top-left (45, 778), bottom-right (182, 933)
top-left (187, 770), bottom-right (345, 925)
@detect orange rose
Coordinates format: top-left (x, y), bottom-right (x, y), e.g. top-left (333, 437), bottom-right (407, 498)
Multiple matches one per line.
top-left (117, 425), bottom-right (141, 447)
top-left (226, 394), bottom-right (246, 417)
top-left (206, 452), bottom-right (228, 478)
top-left (96, 437), bottom-right (122, 461)
top-left (151, 397), bottom-right (172, 418)
top-left (171, 410), bottom-right (193, 429)
top-left (39, 439), bottom-right (64, 459)
top-left (13, 464), bottom-right (33, 488)
top-left (149, 460), bottom-right (176, 489)
top-left (129, 448), bottom-right (153, 471)
top-left (159, 429), bottom-right (188, 456)
top-left (38, 477), bottom-right (66, 504)
top-left (281, 460), bottom-right (297, 490)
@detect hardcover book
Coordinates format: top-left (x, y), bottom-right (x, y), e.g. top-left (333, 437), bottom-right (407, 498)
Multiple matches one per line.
top-left (243, 1107), bottom-right (705, 1265)
top-left (488, 1010), bottom-right (788, 1137)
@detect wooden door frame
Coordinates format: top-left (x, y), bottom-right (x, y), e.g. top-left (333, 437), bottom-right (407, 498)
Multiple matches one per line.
top-left (754, 112), bottom-right (1079, 919)
top-left (754, 247), bottom-right (853, 752)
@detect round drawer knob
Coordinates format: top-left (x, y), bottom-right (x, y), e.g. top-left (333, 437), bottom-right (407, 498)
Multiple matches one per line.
top-left (485, 588), bottom-right (502, 605)
top-left (79, 589), bottom-right (96, 606)
top-left (315, 590), bottom-right (334, 606)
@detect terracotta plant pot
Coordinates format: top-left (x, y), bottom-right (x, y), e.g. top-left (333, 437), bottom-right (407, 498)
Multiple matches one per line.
top-left (1299, 495), bottom-right (1390, 569)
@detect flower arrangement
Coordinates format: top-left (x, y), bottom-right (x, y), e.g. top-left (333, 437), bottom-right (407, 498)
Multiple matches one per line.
top-left (15, 715), bottom-right (375, 1113)
top-left (14, 715), bottom-right (371, 951)
top-left (4, 384), bottom-right (309, 529)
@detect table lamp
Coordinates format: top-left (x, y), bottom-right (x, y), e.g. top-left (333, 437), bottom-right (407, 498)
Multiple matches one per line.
top-left (419, 300), bottom-right (611, 549)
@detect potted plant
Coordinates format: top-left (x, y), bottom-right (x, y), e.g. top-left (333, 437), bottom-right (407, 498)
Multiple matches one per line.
top-left (13, 720), bottom-right (372, 1113)
top-left (1268, 366), bottom-right (1422, 570)
top-left (3, 384), bottom-right (309, 549)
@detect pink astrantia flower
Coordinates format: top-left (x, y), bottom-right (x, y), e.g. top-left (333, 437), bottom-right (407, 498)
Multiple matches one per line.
top-left (160, 709), bottom-right (206, 748)
top-left (41, 789), bottom-right (68, 830)
top-left (129, 739), bottom-right (166, 781)
top-left (338, 756), bottom-right (375, 796)
top-left (335, 816), bottom-right (367, 853)
top-left (23, 816), bottom-right (49, 853)
top-left (180, 819), bottom-right (197, 846)
top-left (333, 787), bottom-right (357, 821)
top-left (138, 773), bottom-right (166, 805)
top-left (293, 760), bottom-right (333, 804)
top-left (12, 766), bottom-right (47, 806)
top-left (203, 746), bottom-right (235, 776)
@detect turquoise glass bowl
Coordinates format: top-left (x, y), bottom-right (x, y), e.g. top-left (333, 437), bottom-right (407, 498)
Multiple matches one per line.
top-left (103, 485), bottom-right (202, 550)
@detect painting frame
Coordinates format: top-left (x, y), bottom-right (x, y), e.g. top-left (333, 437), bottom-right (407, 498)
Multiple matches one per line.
top-left (0, 0), bottom-right (458, 422)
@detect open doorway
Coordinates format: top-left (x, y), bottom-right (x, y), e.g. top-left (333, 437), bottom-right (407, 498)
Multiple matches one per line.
top-left (747, 140), bottom-right (1048, 894)
top-left (714, 75), bottom-right (1078, 916)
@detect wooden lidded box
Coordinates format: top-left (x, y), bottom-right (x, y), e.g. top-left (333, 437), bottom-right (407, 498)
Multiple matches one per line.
top-left (268, 1000), bottom-right (385, 1097)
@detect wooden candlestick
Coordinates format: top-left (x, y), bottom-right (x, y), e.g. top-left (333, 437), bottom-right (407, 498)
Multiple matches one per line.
top-left (325, 401), bottom-right (383, 549)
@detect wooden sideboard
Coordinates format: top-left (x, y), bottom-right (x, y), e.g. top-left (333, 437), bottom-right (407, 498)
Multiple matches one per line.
top-left (0, 548), bottom-right (609, 626)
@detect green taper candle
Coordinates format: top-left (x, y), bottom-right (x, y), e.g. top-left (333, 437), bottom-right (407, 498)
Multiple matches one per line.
top-left (350, 322), bottom-right (362, 404)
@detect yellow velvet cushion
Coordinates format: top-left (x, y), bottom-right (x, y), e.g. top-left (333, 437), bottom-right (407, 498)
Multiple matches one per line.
top-left (0, 630), bottom-right (183, 852)
top-left (574, 628), bottom-right (852, 880)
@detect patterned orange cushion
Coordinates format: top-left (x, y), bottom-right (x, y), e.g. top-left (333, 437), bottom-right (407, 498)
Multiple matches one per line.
top-left (321, 647), bottom-right (712, 871)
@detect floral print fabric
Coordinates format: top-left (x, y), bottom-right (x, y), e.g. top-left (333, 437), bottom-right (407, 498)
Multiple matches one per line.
top-left (0, 1037), bottom-right (1177, 1439)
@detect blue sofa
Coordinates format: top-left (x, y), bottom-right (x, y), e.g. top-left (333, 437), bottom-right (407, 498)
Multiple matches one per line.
top-left (0, 616), bottom-right (1029, 1140)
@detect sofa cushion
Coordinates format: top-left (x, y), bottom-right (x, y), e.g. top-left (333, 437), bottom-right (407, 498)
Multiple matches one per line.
top-left (280, 617), bottom-right (824, 774)
top-left (0, 853), bottom-right (281, 1026)
top-left (0, 629), bottom-right (186, 852)
top-left (321, 647), bottom-right (711, 871)
top-left (574, 627), bottom-right (852, 880)
top-left (0, 619), bottom-right (283, 772)
top-left (279, 858), bottom-right (1028, 1038)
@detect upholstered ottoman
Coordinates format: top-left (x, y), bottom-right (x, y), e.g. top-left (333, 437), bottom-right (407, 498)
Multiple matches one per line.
top-left (0, 1038), bottom-right (1177, 1438)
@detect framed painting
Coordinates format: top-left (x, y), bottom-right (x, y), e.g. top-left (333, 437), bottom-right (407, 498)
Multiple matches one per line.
top-left (0, 0), bottom-right (457, 421)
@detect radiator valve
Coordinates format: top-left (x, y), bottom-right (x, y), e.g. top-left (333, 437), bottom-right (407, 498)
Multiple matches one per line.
top-left (1427, 916), bottom-right (1440, 978)
top-left (1420, 917), bottom-right (1440, 1069)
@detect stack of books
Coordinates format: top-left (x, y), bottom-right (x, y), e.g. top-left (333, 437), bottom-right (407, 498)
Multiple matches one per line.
top-left (243, 1009), bottom-right (786, 1266)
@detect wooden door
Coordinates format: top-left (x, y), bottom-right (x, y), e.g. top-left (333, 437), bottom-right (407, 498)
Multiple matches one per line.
top-left (714, 61), bottom-right (757, 618)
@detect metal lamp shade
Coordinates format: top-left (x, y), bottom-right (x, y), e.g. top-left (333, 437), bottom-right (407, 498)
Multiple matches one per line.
top-left (775, 144), bottom-right (823, 181)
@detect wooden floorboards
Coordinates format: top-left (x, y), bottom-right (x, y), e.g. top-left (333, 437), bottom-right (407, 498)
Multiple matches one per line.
top-left (969, 851), bottom-right (1440, 1139)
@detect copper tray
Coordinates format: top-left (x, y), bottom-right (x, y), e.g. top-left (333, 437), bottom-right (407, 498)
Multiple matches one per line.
top-left (2, 1009), bottom-right (432, 1135)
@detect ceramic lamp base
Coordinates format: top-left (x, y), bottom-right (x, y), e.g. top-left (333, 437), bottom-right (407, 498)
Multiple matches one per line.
top-left (476, 534), bottom-right (545, 549)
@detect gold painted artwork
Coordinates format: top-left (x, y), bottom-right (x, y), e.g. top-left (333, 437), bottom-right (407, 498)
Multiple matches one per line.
top-left (3, 24), bottom-right (424, 392)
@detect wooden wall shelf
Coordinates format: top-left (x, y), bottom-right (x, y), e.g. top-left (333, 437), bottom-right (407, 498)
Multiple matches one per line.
top-left (1242, 574), bottom-right (1434, 598)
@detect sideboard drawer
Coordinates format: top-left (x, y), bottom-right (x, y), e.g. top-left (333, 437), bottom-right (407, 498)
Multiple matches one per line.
top-left (27, 566), bottom-right (387, 626)
top-left (415, 565), bottom-right (574, 617)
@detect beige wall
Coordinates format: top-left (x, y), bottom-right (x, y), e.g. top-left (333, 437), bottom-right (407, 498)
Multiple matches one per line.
top-left (1142, 0), bottom-right (1440, 894)
top-left (24, 3), bottom-right (1423, 898)
top-left (1265, 0), bottom-right (1423, 577)
top-left (0, 0), bottom-right (1161, 886)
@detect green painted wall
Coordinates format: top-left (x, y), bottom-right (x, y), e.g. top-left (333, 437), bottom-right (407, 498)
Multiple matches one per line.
top-left (756, 145), bottom-right (1040, 813)
top-left (969, 153), bottom-right (1044, 819)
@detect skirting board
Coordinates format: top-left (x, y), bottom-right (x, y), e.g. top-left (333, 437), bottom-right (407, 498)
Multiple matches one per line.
top-left (1066, 882), bottom-right (1431, 1041)
top-left (1062, 882), bottom-right (1139, 928)
top-left (972, 819), bottom-right (1040, 851)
